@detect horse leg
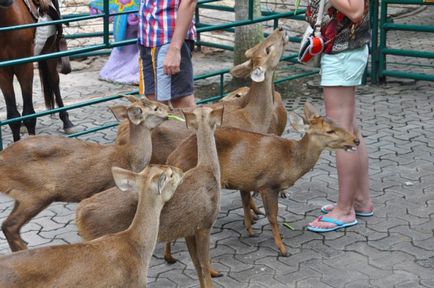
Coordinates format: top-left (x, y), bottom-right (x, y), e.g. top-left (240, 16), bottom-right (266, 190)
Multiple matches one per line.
top-left (15, 63), bottom-right (36, 136)
top-left (0, 68), bottom-right (22, 141)
top-left (47, 59), bottom-right (74, 133)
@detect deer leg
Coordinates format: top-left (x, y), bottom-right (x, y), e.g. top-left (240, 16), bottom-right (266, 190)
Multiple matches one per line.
top-left (260, 189), bottom-right (287, 257)
top-left (185, 235), bottom-right (205, 286)
top-left (240, 190), bottom-right (256, 237)
top-left (2, 198), bottom-right (50, 251)
top-left (195, 229), bottom-right (214, 288)
top-left (0, 69), bottom-right (22, 141)
top-left (48, 59), bottom-right (74, 134)
top-left (164, 242), bottom-right (177, 264)
top-left (15, 63), bottom-right (36, 136)
top-left (249, 192), bottom-right (264, 217)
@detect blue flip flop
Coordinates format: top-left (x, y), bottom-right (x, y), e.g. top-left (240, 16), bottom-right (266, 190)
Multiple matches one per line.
top-left (307, 216), bottom-right (358, 233)
top-left (320, 204), bottom-right (374, 217)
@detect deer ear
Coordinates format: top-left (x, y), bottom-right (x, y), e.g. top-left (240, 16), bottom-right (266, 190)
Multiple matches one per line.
top-left (210, 106), bottom-right (224, 127)
top-left (112, 167), bottom-right (139, 192)
top-left (128, 106), bottom-right (144, 125)
top-left (109, 105), bottom-right (128, 121)
top-left (289, 112), bottom-right (309, 133)
top-left (304, 102), bottom-right (320, 121)
top-left (230, 60), bottom-right (252, 79)
top-left (182, 110), bottom-right (198, 130)
top-left (157, 173), bottom-right (167, 195)
top-left (124, 95), bottom-right (140, 103)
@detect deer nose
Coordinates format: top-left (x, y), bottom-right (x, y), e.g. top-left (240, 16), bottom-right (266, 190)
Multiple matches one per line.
top-left (354, 139), bottom-right (360, 146)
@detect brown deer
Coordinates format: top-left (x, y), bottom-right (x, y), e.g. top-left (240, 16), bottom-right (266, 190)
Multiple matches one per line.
top-left (75, 103), bottom-right (359, 259)
top-left (0, 165), bottom-right (184, 288)
top-left (116, 27), bottom-right (289, 165)
top-left (0, 97), bottom-right (173, 252)
top-left (165, 102), bottom-right (360, 257)
top-left (77, 106), bottom-right (223, 287)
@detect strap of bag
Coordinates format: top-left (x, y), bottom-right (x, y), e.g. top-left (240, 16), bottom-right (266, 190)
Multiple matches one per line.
top-left (313, 0), bottom-right (326, 37)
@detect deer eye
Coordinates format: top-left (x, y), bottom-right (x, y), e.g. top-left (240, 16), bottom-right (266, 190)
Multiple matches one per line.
top-left (265, 45), bottom-right (273, 54)
top-left (326, 130), bottom-right (335, 134)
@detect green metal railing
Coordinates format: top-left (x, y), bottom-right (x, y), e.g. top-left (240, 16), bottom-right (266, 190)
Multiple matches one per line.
top-left (374, 0), bottom-right (434, 83)
top-left (0, 0), bottom-right (313, 149)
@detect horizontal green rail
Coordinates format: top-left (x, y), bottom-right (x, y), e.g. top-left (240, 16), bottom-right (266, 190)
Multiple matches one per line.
top-left (381, 70), bottom-right (434, 81)
top-left (383, 23), bottom-right (434, 32)
top-left (377, 0), bottom-right (434, 83)
top-left (383, 48), bottom-right (434, 59)
top-left (0, 0), bottom-right (319, 148)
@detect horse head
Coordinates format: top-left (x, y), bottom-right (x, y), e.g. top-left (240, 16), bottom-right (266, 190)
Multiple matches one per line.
top-left (0, 0), bottom-right (14, 8)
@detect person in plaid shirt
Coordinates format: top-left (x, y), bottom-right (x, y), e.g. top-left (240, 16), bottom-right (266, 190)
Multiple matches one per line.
top-left (138, 0), bottom-right (196, 108)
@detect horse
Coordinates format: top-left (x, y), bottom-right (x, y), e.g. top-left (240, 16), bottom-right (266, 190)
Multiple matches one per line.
top-left (0, 0), bottom-right (74, 143)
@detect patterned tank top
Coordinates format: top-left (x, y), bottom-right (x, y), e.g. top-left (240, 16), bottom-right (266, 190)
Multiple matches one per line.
top-left (305, 0), bottom-right (371, 54)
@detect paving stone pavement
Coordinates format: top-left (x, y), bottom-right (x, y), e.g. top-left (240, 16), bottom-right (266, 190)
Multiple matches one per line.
top-left (1, 80), bottom-right (433, 287)
top-left (1, 7), bottom-right (434, 288)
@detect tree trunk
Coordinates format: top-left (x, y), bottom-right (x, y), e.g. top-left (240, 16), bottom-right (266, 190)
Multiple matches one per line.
top-left (234, 0), bottom-right (264, 66)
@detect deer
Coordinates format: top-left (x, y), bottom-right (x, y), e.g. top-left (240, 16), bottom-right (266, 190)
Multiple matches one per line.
top-left (164, 102), bottom-right (360, 258)
top-left (76, 106), bottom-right (224, 287)
top-left (75, 103), bottom-right (359, 264)
top-left (0, 164), bottom-right (184, 288)
top-left (0, 96), bottom-right (176, 252)
top-left (115, 29), bottom-right (289, 240)
top-left (116, 27), bottom-right (289, 165)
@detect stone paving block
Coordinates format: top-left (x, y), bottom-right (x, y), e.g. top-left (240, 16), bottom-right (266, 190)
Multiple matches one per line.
top-left (274, 264), bottom-right (323, 287)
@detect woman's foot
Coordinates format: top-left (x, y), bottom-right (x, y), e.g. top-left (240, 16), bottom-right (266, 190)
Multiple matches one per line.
top-left (308, 207), bottom-right (357, 231)
top-left (321, 201), bottom-right (374, 217)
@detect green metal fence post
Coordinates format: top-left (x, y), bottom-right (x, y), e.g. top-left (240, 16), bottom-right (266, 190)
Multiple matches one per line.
top-left (248, 0), bottom-right (254, 20)
top-left (378, 0), bottom-right (388, 83)
top-left (195, 6), bottom-right (201, 51)
top-left (103, 0), bottom-right (110, 46)
top-left (370, 0), bottom-right (380, 84)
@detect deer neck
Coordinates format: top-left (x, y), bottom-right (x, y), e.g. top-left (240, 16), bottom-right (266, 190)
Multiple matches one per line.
top-left (122, 123), bottom-right (152, 173)
top-left (243, 72), bottom-right (275, 121)
top-left (124, 193), bottom-right (163, 266)
top-left (292, 134), bottom-right (324, 178)
top-left (196, 125), bottom-right (220, 179)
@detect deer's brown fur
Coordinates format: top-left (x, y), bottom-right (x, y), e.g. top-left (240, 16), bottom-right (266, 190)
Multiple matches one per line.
top-left (166, 102), bottom-right (359, 256)
top-left (0, 97), bottom-right (170, 252)
top-left (116, 28), bottom-right (289, 166)
top-left (77, 107), bottom-right (223, 288)
top-left (0, 165), bottom-right (184, 288)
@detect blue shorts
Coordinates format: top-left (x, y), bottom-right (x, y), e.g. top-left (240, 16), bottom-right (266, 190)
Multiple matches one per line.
top-left (139, 40), bottom-right (194, 101)
top-left (320, 44), bottom-right (369, 87)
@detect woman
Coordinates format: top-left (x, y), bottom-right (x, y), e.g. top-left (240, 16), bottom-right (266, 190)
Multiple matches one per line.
top-left (306, 0), bottom-right (374, 232)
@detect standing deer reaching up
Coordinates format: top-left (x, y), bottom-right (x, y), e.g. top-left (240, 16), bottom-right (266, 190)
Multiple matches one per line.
top-left (116, 27), bottom-right (289, 166)
top-left (0, 96), bottom-right (176, 252)
top-left (76, 106), bottom-right (224, 288)
top-left (166, 102), bottom-right (359, 256)
top-left (0, 165), bottom-right (184, 288)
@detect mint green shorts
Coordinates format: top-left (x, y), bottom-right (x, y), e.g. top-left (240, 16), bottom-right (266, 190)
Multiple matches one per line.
top-left (320, 45), bottom-right (369, 87)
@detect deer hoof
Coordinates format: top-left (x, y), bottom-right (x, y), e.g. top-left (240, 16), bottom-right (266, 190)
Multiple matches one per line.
top-left (164, 255), bottom-right (178, 264)
top-left (210, 268), bottom-right (223, 278)
top-left (279, 191), bottom-right (288, 199)
top-left (20, 125), bottom-right (28, 134)
top-left (279, 250), bottom-right (289, 257)
top-left (63, 127), bottom-right (77, 135)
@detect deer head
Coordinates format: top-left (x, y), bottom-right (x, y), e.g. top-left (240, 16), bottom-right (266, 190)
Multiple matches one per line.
top-left (109, 97), bottom-right (172, 129)
top-left (112, 164), bottom-right (184, 203)
top-left (289, 102), bottom-right (360, 151)
top-left (230, 27), bottom-right (288, 82)
top-left (182, 106), bottom-right (224, 131)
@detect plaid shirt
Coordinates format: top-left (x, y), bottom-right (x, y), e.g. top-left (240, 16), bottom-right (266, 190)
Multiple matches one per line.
top-left (138, 0), bottom-right (196, 47)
